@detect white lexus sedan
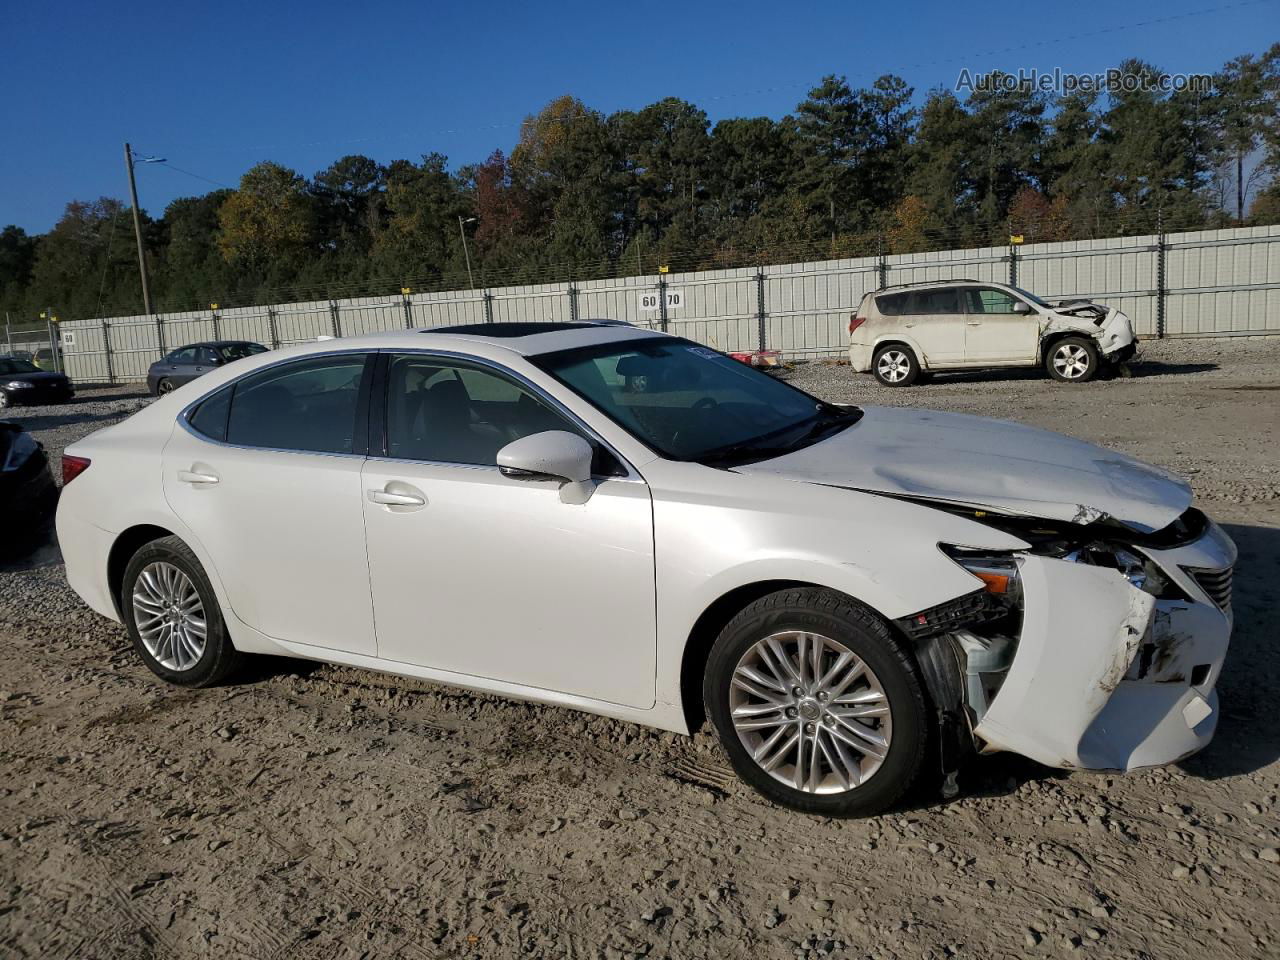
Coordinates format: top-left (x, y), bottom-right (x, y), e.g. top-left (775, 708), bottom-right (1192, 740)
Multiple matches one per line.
top-left (57, 321), bottom-right (1235, 816)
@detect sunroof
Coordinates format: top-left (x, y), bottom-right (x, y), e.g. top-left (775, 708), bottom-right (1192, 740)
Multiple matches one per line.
top-left (426, 322), bottom-right (602, 338)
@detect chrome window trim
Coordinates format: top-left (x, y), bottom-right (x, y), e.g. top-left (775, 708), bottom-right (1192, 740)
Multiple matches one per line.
top-left (176, 346), bottom-right (644, 482)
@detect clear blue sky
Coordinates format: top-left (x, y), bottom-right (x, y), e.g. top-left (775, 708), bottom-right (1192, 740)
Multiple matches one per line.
top-left (3, 0), bottom-right (1276, 233)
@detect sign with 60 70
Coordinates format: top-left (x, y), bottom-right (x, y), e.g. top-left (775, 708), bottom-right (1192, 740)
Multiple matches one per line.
top-left (639, 290), bottom-right (683, 312)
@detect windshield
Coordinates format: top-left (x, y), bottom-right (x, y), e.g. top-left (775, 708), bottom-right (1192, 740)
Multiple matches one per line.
top-left (218, 343), bottom-right (267, 362)
top-left (1012, 286), bottom-right (1050, 308)
top-left (533, 338), bottom-right (861, 464)
top-left (0, 358), bottom-right (40, 375)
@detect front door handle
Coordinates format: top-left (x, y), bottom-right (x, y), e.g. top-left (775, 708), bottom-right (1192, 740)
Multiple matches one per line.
top-left (966, 321), bottom-right (982, 326)
top-left (177, 469), bottom-right (219, 485)
top-left (368, 488), bottom-right (426, 507)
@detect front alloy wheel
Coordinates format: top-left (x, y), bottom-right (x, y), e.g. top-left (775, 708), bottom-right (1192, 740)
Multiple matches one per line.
top-left (705, 587), bottom-right (928, 816)
top-left (730, 631), bottom-right (892, 793)
top-left (1047, 337), bottom-right (1098, 382)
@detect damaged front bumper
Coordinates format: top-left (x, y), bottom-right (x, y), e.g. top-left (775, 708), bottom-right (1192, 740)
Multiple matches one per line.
top-left (924, 518), bottom-right (1235, 772)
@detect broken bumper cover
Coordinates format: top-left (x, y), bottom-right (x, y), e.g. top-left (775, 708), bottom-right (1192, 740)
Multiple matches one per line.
top-left (972, 519), bottom-right (1235, 771)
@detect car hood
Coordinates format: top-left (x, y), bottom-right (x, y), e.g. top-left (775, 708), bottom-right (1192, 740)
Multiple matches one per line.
top-left (734, 406), bottom-right (1191, 533)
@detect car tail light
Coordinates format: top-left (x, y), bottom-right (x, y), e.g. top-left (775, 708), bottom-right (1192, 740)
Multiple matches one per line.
top-left (849, 315), bottom-right (867, 334)
top-left (62, 454), bottom-right (91, 485)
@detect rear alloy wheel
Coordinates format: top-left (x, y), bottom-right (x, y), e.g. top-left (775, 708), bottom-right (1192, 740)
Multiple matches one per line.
top-left (0, 391), bottom-right (9, 410)
top-left (705, 588), bottom-right (928, 817)
top-left (1046, 337), bottom-right (1098, 383)
top-left (122, 535), bottom-right (242, 687)
top-left (872, 345), bottom-right (920, 387)
top-left (156, 378), bottom-right (174, 396)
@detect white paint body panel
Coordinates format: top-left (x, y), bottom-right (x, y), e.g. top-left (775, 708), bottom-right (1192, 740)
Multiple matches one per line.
top-left (57, 325), bottom-right (1231, 776)
top-left (736, 406), bottom-right (1192, 533)
top-left (360, 459), bottom-right (657, 709)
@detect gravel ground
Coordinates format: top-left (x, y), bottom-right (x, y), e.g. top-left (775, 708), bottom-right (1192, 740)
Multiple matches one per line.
top-left (2, 337), bottom-right (1279, 959)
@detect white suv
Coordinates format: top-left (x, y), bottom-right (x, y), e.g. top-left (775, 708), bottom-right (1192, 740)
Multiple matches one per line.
top-left (849, 281), bottom-right (1137, 386)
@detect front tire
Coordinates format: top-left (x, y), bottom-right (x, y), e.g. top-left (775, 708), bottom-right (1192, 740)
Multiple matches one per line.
top-left (121, 535), bottom-right (242, 687)
top-left (156, 378), bottom-right (174, 396)
top-left (704, 588), bottom-right (928, 817)
top-left (872, 345), bottom-right (921, 387)
top-left (1046, 337), bottom-right (1098, 382)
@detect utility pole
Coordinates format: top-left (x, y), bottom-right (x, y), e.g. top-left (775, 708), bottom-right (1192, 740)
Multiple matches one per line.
top-left (124, 142), bottom-right (153, 315)
top-left (458, 216), bottom-right (477, 289)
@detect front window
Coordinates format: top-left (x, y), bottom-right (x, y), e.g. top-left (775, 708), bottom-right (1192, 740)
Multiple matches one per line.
top-left (963, 287), bottom-right (1024, 314)
top-left (218, 342), bottom-right (267, 362)
top-left (534, 338), bottom-right (860, 464)
top-left (0, 358), bottom-right (39, 375)
top-left (384, 354), bottom-right (585, 467)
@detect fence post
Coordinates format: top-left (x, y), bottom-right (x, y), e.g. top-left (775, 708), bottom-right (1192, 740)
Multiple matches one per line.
top-left (658, 277), bottom-right (669, 333)
top-left (46, 315), bottom-right (62, 373)
top-left (330, 300), bottom-right (342, 338)
top-left (155, 314), bottom-right (165, 358)
top-left (568, 284), bottom-right (579, 323)
top-left (1155, 214), bottom-right (1167, 339)
top-left (483, 291), bottom-right (494, 324)
top-left (5, 314), bottom-right (11, 353)
top-left (211, 306), bottom-right (221, 341)
top-left (1008, 240), bottom-right (1018, 288)
top-left (755, 269), bottom-right (767, 352)
top-left (876, 235), bottom-right (888, 289)
top-left (402, 291), bottom-right (413, 329)
top-left (102, 321), bottom-right (115, 385)
top-left (267, 307), bottom-right (280, 349)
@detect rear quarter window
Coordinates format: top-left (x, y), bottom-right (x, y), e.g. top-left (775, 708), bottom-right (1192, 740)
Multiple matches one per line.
top-left (876, 293), bottom-right (910, 316)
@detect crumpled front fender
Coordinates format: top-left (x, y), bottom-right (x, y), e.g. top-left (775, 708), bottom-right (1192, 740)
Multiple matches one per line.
top-left (974, 555), bottom-right (1155, 768)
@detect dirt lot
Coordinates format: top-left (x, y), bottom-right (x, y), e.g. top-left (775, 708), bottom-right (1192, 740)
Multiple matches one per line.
top-left (2, 337), bottom-right (1279, 960)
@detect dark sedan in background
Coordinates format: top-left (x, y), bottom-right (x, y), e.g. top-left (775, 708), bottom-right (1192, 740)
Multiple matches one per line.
top-left (146, 340), bottom-right (268, 396)
top-left (0, 356), bottom-right (74, 410)
top-left (1, 420), bottom-right (58, 557)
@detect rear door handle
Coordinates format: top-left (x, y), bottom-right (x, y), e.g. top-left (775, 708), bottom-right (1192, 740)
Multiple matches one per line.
top-left (368, 489), bottom-right (426, 507)
top-left (966, 321), bottom-right (982, 326)
top-left (177, 469), bottom-right (219, 485)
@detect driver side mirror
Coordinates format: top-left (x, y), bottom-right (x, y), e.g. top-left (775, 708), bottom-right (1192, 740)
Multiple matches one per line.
top-left (497, 431), bottom-right (596, 504)
top-left (1012, 301), bottom-right (1032, 315)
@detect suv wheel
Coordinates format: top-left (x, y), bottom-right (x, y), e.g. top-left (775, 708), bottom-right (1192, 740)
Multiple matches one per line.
top-left (121, 535), bottom-right (242, 687)
top-left (872, 345), bottom-right (921, 387)
top-left (1046, 337), bottom-right (1098, 382)
top-left (704, 588), bottom-right (928, 817)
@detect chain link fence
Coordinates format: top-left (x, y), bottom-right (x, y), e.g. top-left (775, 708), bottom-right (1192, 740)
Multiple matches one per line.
top-left (52, 223), bottom-right (1280, 384)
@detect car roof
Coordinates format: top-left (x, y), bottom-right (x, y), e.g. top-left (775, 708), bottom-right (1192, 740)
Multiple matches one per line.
top-left (875, 279), bottom-right (1006, 293)
top-left (330, 319), bottom-right (667, 358)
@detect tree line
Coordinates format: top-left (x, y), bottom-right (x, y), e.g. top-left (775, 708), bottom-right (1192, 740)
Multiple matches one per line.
top-left (2, 47), bottom-right (1277, 324)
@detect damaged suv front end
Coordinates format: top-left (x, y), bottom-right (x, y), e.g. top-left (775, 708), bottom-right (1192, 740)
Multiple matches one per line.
top-left (900, 507), bottom-right (1234, 772)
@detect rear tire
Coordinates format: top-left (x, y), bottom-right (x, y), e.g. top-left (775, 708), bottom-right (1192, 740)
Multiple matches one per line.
top-left (1045, 337), bottom-right (1098, 383)
top-left (121, 535), bottom-right (242, 687)
top-left (703, 588), bottom-right (928, 817)
top-left (872, 345), bottom-right (921, 387)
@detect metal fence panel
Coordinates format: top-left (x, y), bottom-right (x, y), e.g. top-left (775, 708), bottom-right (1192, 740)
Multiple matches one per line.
top-left (53, 224), bottom-right (1280, 382)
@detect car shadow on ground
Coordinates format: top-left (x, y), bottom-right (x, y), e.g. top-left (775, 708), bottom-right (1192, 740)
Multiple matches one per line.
top-left (8, 408), bottom-right (140, 432)
top-left (1178, 522), bottom-right (1280, 780)
top-left (917, 361), bottom-right (1218, 387)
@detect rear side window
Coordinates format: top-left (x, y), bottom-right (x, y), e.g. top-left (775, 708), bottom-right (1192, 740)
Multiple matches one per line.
top-left (188, 388), bottom-right (232, 442)
top-left (225, 355), bottom-right (367, 454)
top-left (906, 289), bottom-right (961, 314)
top-left (167, 347), bottom-right (197, 364)
top-left (876, 293), bottom-right (910, 316)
